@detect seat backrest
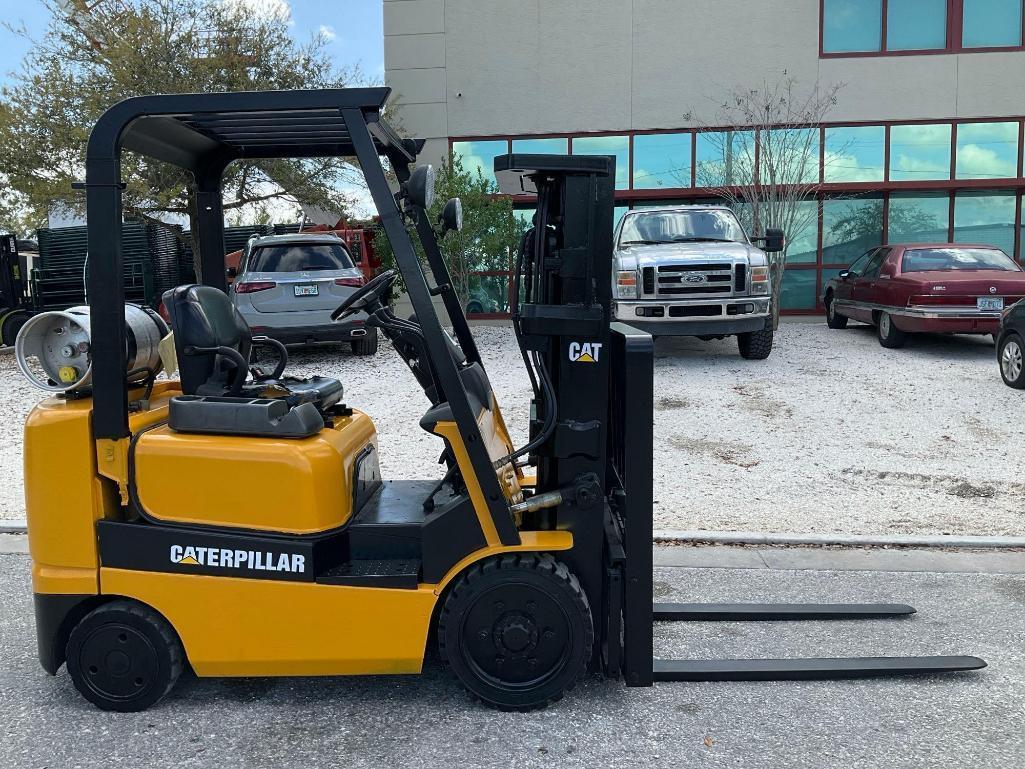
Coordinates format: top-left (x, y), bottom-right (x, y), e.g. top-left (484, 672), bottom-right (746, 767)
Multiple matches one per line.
top-left (162, 284), bottom-right (253, 395)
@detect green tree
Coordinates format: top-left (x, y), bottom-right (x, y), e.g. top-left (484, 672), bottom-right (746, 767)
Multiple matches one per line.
top-left (373, 155), bottom-right (526, 311)
top-left (0, 0), bottom-right (363, 274)
top-left (826, 199), bottom-right (940, 250)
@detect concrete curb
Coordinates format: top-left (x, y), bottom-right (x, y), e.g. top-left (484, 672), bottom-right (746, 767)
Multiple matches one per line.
top-left (654, 529), bottom-right (1025, 549)
top-left (0, 520), bottom-right (26, 534)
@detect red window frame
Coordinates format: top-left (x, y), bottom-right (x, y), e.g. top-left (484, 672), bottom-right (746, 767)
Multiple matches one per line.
top-left (819, 0), bottom-right (1025, 57)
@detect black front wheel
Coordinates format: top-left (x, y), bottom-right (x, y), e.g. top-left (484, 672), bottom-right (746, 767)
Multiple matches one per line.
top-left (825, 295), bottom-right (848, 329)
top-left (66, 600), bottom-right (184, 712)
top-left (438, 554), bottom-right (593, 711)
top-left (738, 325), bottom-right (773, 360)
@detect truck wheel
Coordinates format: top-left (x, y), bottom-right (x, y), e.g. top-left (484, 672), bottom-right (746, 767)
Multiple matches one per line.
top-left (66, 600), bottom-right (184, 712)
top-left (876, 312), bottom-right (906, 349)
top-left (350, 329), bottom-right (379, 355)
top-left (738, 326), bottom-right (773, 360)
top-left (825, 294), bottom-right (848, 329)
top-left (0, 308), bottom-right (32, 346)
top-left (438, 553), bottom-right (593, 711)
top-left (999, 333), bottom-right (1025, 388)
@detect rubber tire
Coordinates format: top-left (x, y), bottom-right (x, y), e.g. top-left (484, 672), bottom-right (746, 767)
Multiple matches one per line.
top-left (738, 325), bottom-right (773, 360)
top-left (438, 553), bottom-right (593, 712)
top-left (350, 329), bottom-right (379, 356)
top-left (998, 333), bottom-right (1025, 389)
top-left (825, 294), bottom-right (848, 329)
top-left (66, 600), bottom-right (184, 712)
top-left (1, 309), bottom-right (32, 347)
top-left (876, 311), bottom-right (907, 349)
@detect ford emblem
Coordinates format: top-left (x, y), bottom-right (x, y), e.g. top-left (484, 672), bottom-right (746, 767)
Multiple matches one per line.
top-left (685, 275), bottom-right (706, 284)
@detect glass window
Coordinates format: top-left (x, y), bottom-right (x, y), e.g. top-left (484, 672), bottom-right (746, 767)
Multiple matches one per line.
top-left (763, 129), bottom-right (820, 184)
top-left (572, 135), bottom-right (629, 189)
top-left (889, 124), bottom-right (952, 181)
top-left (888, 192), bottom-right (951, 243)
top-left (823, 0), bottom-right (883, 52)
top-left (618, 208), bottom-right (748, 246)
top-left (785, 200), bottom-right (821, 264)
top-left (465, 274), bottom-right (511, 315)
top-left (512, 137), bottom-right (569, 155)
top-left (247, 243), bottom-right (354, 272)
top-left (633, 133), bottom-right (693, 189)
top-left (824, 126), bottom-right (886, 182)
top-left (955, 122), bottom-right (1020, 179)
top-left (886, 0), bottom-right (948, 50)
top-left (614, 205), bottom-right (628, 228)
top-left (953, 190), bottom-right (1017, 255)
top-left (780, 269), bottom-right (817, 310)
top-left (452, 140), bottom-right (508, 186)
top-left (963, 0), bottom-right (1024, 47)
top-left (822, 197), bottom-right (884, 264)
top-left (695, 131), bottom-right (756, 186)
top-left (902, 246), bottom-right (1019, 271)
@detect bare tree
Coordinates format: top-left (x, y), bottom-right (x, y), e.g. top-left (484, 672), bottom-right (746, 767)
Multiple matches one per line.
top-left (688, 76), bottom-right (845, 324)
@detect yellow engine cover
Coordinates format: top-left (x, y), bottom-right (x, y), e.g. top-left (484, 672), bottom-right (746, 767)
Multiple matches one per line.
top-left (134, 409), bottom-right (378, 534)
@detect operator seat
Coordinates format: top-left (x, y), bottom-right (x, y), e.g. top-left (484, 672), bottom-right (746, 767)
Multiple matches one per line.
top-left (162, 284), bottom-right (344, 410)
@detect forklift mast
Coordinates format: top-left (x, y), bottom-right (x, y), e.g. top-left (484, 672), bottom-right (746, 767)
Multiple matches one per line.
top-left (0, 234), bottom-right (27, 310)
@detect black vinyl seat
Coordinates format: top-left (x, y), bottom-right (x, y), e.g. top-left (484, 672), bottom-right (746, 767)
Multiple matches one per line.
top-left (161, 285), bottom-right (344, 436)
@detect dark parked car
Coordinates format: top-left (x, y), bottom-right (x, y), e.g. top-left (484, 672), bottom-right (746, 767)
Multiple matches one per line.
top-left (822, 243), bottom-right (1025, 348)
top-left (996, 301), bottom-right (1025, 388)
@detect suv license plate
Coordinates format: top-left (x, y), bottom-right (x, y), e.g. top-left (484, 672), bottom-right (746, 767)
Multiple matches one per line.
top-left (294, 284), bottom-right (319, 297)
top-left (978, 297), bottom-right (1003, 311)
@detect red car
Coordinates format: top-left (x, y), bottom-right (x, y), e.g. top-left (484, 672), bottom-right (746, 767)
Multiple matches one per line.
top-left (822, 243), bottom-right (1025, 348)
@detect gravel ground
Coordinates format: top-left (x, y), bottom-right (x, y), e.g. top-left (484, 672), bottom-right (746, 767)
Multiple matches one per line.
top-left (2, 319), bottom-right (1022, 536)
top-left (1, 552), bottom-right (1021, 769)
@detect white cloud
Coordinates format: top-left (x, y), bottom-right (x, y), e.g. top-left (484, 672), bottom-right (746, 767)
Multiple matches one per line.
top-left (318, 24), bottom-right (337, 42)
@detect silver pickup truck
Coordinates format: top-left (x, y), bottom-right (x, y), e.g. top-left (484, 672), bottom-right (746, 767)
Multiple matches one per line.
top-left (611, 205), bottom-right (784, 360)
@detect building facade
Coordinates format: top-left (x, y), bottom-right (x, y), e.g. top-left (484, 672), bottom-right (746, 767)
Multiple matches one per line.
top-left (384, 0), bottom-right (1025, 314)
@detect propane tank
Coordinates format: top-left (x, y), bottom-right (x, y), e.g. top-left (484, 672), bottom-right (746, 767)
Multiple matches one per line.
top-left (15, 305), bottom-right (169, 393)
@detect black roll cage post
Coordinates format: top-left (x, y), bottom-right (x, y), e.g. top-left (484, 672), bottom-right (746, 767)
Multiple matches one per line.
top-left (82, 88), bottom-right (518, 546)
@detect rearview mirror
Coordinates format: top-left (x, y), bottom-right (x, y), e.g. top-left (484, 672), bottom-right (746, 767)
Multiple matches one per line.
top-left (760, 228), bottom-right (785, 253)
top-left (407, 164), bottom-right (436, 210)
top-left (838, 269), bottom-right (850, 279)
top-left (439, 198), bottom-right (463, 234)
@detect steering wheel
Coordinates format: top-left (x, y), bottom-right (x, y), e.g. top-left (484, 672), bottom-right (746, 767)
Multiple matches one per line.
top-left (331, 270), bottom-right (399, 322)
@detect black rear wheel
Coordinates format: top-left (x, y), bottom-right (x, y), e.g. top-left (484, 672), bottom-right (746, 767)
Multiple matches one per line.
top-left (1, 308), bottom-right (32, 346)
top-left (350, 328), bottom-right (379, 355)
top-left (66, 600), bottom-right (184, 712)
top-left (999, 333), bottom-right (1025, 388)
top-left (876, 311), bottom-right (907, 349)
top-left (438, 553), bottom-right (592, 711)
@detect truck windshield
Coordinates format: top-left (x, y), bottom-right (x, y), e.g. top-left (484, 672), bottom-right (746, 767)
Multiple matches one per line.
top-left (901, 247), bottom-right (1019, 273)
top-left (619, 209), bottom-right (747, 247)
top-left (247, 242), bottom-right (354, 273)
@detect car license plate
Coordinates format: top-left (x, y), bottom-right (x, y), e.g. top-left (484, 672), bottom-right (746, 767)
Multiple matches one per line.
top-left (294, 284), bottom-right (319, 297)
top-left (978, 297), bottom-right (1003, 311)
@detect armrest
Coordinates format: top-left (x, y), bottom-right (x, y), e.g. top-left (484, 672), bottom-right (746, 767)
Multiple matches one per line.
top-left (182, 344), bottom-right (248, 395)
top-left (250, 335), bottom-right (288, 380)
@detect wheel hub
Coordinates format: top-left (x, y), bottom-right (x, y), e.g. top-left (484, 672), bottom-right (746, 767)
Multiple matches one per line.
top-left (78, 624), bottom-right (158, 701)
top-left (494, 613), bottom-right (538, 655)
top-left (1002, 341), bottom-right (1022, 381)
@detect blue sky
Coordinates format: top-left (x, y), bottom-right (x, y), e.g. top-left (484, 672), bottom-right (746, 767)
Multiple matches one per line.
top-left (0, 0), bottom-right (385, 86)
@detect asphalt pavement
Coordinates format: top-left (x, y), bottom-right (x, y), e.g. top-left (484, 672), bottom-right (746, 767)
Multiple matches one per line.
top-left (1, 547), bottom-right (1022, 769)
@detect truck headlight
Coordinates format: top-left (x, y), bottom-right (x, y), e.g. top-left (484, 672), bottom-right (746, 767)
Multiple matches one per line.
top-left (616, 270), bottom-right (638, 299)
top-left (751, 266), bottom-right (769, 296)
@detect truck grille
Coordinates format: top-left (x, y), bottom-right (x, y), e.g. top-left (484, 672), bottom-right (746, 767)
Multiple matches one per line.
top-left (642, 266), bottom-right (655, 294)
top-left (656, 263), bottom-right (734, 297)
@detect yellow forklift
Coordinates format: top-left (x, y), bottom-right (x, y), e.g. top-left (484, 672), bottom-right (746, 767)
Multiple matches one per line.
top-left (21, 88), bottom-right (984, 712)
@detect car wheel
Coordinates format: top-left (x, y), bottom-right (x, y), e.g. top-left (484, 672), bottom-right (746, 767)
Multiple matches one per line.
top-left (738, 326), bottom-right (773, 360)
top-left (465, 302), bottom-right (484, 315)
top-left (825, 294), bottom-right (848, 330)
top-left (350, 329), bottom-right (379, 356)
top-left (999, 334), bottom-right (1025, 389)
top-left (66, 600), bottom-right (184, 712)
top-left (876, 312), bottom-right (906, 349)
top-left (438, 553), bottom-right (592, 711)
